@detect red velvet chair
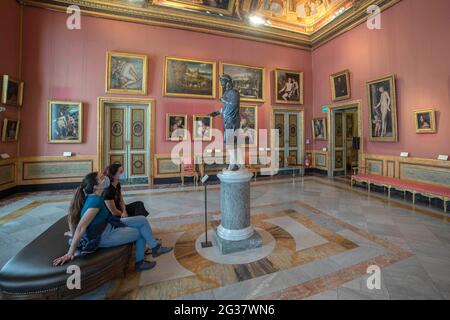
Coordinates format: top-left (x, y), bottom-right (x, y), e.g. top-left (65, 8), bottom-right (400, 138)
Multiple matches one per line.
top-left (180, 157), bottom-right (198, 187)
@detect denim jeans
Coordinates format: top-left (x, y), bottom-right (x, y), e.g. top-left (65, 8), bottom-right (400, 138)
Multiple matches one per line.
top-left (98, 215), bottom-right (159, 262)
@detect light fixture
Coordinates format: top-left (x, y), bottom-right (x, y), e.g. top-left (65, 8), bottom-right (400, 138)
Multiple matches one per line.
top-left (249, 15), bottom-right (265, 26)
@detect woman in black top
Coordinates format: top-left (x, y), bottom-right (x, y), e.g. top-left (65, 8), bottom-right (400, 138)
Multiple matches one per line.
top-left (102, 163), bottom-right (150, 218)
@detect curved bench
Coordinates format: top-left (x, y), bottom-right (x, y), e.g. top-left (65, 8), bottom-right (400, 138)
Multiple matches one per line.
top-left (0, 216), bottom-right (132, 300)
top-left (351, 174), bottom-right (450, 213)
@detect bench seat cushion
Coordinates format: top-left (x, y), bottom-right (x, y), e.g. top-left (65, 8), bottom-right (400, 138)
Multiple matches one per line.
top-left (0, 216), bottom-right (132, 297)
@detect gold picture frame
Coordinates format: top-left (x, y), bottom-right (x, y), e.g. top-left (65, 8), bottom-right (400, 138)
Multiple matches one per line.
top-left (166, 113), bottom-right (188, 141)
top-left (240, 104), bottom-right (258, 147)
top-left (367, 74), bottom-right (398, 142)
top-left (193, 114), bottom-right (213, 141)
top-left (106, 51), bottom-right (148, 95)
top-left (220, 62), bottom-right (265, 102)
top-left (48, 101), bottom-right (83, 143)
top-left (274, 68), bottom-right (303, 105)
top-left (1, 118), bottom-right (20, 142)
top-left (163, 56), bottom-right (216, 99)
top-left (330, 69), bottom-right (350, 102)
top-left (414, 108), bottom-right (436, 134)
top-left (1, 75), bottom-right (24, 107)
top-left (312, 117), bottom-right (327, 141)
top-left (154, 0), bottom-right (237, 17)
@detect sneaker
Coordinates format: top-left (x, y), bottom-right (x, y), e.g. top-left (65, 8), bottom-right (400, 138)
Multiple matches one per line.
top-left (134, 260), bottom-right (156, 271)
top-left (151, 244), bottom-right (173, 258)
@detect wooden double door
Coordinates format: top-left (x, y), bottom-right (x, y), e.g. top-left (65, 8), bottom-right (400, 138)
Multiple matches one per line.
top-left (273, 110), bottom-right (303, 169)
top-left (104, 103), bottom-right (150, 185)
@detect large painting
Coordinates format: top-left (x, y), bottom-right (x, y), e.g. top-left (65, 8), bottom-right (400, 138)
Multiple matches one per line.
top-left (48, 101), bottom-right (83, 143)
top-left (239, 105), bottom-right (258, 146)
top-left (1, 75), bottom-right (24, 107)
top-left (414, 109), bottom-right (436, 134)
top-left (153, 0), bottom-right (237, 16)
top-left (330, 69), bottom-right (350, 101)
top-left (1, 118), bottom-right (20, 142)
top-left (312, 118), bottom-right (327, 141)
top-left (164, 57), bottom-right (216, 99)
top-left (274, 68), bottom-right (303, 104)
top-left (166, 113), bottom-right (188, 141)
top-left (220, 63), bottom-right (265, 102)
top-left (193, 115), bottom-right (212, 141)
top-left (367, 75), bottom-right (397, 142)
top-left (106, 52), bottom-right (148, 95)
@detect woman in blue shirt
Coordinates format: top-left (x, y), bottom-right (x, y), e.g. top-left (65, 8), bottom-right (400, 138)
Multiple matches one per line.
top-left (53, 172), bottom-right (172, 271)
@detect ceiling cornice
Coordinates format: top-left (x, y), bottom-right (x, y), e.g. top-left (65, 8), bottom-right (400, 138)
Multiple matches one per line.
top-left (19, 0), bottom-right (402, 51)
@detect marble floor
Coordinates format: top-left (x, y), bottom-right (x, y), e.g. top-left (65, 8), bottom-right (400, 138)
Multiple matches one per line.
top-left (1, 176), bottom-right (449, 300)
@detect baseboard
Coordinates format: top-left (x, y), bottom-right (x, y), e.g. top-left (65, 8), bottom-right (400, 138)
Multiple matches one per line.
top-left (0, 182), bottom-right (80, 199)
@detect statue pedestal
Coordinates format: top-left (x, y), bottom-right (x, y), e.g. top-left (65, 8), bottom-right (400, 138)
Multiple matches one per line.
top-left (215, 169), bottom-right (262, 254)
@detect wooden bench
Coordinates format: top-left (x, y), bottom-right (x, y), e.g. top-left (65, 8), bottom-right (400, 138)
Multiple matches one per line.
top-left (351, 173), bottom-right (450, 213)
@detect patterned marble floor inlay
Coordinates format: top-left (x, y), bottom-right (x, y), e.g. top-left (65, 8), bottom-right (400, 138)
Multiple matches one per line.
top-left (1, 176), bottom-right (449, 300)
top-left (102, 204), bottom-right (411, 300)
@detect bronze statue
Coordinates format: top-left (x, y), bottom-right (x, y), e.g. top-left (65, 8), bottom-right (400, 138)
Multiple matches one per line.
top-left (210, 74), bottom-right (243, 171)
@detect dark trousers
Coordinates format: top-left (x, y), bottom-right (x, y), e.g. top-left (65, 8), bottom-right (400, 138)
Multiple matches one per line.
top-left (125, 201), bottom-right (149, 217)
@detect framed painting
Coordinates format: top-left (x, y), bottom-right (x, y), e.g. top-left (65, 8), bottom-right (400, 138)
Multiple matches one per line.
top-left (414, 109), bottom-right (436, 133)
top-left (1, 118), bottom-right (20, 142)
top-left (164, 57), bottom-right (216, 99)
top-left (312, 118), bottom-right (327, 141)
top-left (274, 68), bottom-right (303, 104)
top-left (220, 62), bottom-right (265, 102)
top-left (166, 113), bottom-right (188, 141)
top-left (1, 75), bottom-right (24, 107)
top-left (239, 104), bottom-right (258, 146)
top-left (330, 69), bottom-right (350, 102)
top-left (106, 52), bottom-right (148, 95)
top-left (48, 101), bottom-right (83, 143)
top-left (367, 74), bottom-right (397, 142)
top-left (153, 0), bottom-right (237, 16)
top-left (193, 114), bottom-right (212, 141)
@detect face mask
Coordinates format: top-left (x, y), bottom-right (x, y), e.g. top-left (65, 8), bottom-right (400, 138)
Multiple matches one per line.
top-left (119, 172), bottom-right (126, 180)
top-left (98, 176), bottom-right (111, 190)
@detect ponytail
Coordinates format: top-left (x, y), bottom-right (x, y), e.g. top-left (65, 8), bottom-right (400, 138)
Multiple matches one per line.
top-left (67, 172), bottom-right (99, 233)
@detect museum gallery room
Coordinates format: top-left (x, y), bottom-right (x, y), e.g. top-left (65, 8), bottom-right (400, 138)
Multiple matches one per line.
top-left (0, 0), bottom-right (449, 302)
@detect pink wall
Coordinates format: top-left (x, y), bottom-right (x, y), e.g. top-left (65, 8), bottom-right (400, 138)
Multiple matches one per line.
top-left (312, 0), bottom-right (450, 158)
top-left (0, 0), bottom-right (21, 157)
top-left (20, 6), bottom-right (312, 157)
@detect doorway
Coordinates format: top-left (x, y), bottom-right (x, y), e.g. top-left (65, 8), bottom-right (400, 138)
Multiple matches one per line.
top-left (328, 101), bottom-right (362, 177)
top-left (271, 107), bottom-right (304, 171)
top-left (98, 97), bottom-right (155, 185)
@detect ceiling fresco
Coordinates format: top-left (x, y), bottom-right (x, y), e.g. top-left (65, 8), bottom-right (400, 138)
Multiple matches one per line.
top-left (22, 0), bottom-right (401, 48)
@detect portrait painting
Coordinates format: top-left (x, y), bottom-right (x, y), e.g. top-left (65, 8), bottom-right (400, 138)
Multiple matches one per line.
top-left (414, 109), bottom-right (436, 133)
top-left (312, 118), bottom-right (327, 141)
top-left (106, 52), bottom-right (148, 95)
top-left (193, 115), bottom-right (212, 141)
top-left (239, 105), bottom-right (258, 146)
top-left (164, 57), bottom-right (216, 99)
top-left (330, 70), bottom-right (350, 101)
top-left (1, 118), bottom-right (20, 142)
top-left (1, 75), bottom-right (24, 107)
top-left (367, 75), bottom-right (397, 142)
top-left (220, 63), bottom-right (265, 102)
top-left (48, 101), bottom-right (83, 143)
top-left (274, 69), bottom-right (303, 104)
top-left (166, 113), bottom-right (188, 141)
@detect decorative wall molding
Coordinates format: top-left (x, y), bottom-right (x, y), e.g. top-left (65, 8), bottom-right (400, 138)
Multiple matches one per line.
top-left (154, 153), bottom-right (180, 178)
top-left (20, 0), bottom-right (402, 50)
top-left (0, 158), bottom-right (17, 192)
top-left (312, 150), bottom-right (328, 171)
top-left (362, 153), bottom-right (450, 187)
top-left (17, 155), bottom-right (97, 185)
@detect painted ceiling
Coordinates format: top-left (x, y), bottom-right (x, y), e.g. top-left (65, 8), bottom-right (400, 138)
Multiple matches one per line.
top-left (23, 0), bottom-right (401, 48)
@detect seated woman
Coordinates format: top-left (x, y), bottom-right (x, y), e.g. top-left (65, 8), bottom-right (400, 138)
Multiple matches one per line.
top-left (53, 172), bottom-right (172, 271)
top-left (102, 163), bottom-right (149, 218)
